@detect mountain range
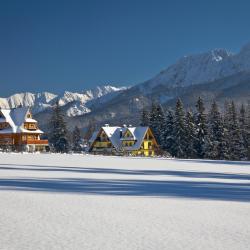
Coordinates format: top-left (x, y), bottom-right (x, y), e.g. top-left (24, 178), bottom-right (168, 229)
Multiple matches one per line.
top-left (0, 85), bottom-right (128, 117)
top-left (1, 42), bottom-right (250, 133)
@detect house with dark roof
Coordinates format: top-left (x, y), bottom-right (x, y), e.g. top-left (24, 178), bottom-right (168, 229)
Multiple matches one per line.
top-left (89, 125), bottom-right (159, 156)
top-left (0, 107), bottom-right (49, 152)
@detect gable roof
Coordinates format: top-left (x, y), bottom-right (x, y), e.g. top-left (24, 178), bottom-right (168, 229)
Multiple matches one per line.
top-left (123, 127), bottom-right (149, 150)
top-left (89, 126), bottom-right (151, 151)
top-left (0, 107), bottom-right (43, 134)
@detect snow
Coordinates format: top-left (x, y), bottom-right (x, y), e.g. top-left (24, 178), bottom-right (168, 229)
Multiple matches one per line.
top-left (0, 85), bottom-right (127, 117)
top-left (0, 153), bottom-right (249, 250)
top-left (139, 41), bottom-right (250, 94)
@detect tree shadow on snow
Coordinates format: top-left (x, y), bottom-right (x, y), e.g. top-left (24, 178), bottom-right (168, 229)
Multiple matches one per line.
top-left (1, 163), bottom-right (250, 202)
top-left (0, 177), bottom-right (250, 202)
top-left (0, 164), bottom-right (250, 181)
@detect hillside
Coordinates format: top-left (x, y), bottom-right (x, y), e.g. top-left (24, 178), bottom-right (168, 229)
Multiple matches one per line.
top-left (3, 42), bottom-right (250, 132)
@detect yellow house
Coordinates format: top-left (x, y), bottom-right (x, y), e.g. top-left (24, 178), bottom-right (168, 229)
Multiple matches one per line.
top-left (89, 125), bottom-right (159, 156)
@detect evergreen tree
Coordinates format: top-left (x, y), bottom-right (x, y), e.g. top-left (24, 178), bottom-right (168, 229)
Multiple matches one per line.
top-left (171, 99), bottom-right (187, 158)
top-left (239, 104), bottom-right (248, 159)
top-left (185, 110), bottom-right (197, 158)
top-left (72, 126), bottom-right (82, 153)
top-left (140, 107), bottom-right (150, 126)
top-left (194, 97), bottom-right (207, 159)
top-left (149, 102), bottom-right (165, 147)
top-left (206, 101), bottom-right (226, 159)
top-left (246, 101), bottom-right (250, 160)
top-left (161, 109), bottom-right (175, 155)
top-left (224, 101), bottom-right (245, 160)
top-left (49, 101), bottom-right (70, 153)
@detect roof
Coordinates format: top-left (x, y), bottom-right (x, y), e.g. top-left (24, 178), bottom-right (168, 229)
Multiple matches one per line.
top-left (89, 131), bottom-right (99, 143)
top-left (25, 118), bottom-right (38, 123)
top-left (89, 126), bottom-right (150, 151)
top-left (102, 126), bottom-right (126, 150)
top-left (0, 107), bottom-right (43, 134)
top-left (123, 127), bottom-right (149, 150)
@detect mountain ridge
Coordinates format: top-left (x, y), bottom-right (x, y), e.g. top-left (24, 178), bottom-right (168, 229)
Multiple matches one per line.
top-left (1, 42), bottom-right (250, 132)
top-left (0, 85), bottom-right (128, 117)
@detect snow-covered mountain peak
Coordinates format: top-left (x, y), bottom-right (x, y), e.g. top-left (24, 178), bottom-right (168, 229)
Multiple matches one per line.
top-left (140, 42), bottom-right (250, 92)
top-left (0, 85), bottom-right (127, 117)
top-left (210, 49), bottom-right (231, 62)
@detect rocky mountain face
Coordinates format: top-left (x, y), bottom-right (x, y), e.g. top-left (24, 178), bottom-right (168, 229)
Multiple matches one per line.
top-left (141, 42), bottom-right (250, 91)
top-left (0, 85), bottom-right (128, 117)
top-left (2, 42), bottom-right (250, 132)
top-left (64, 42), bottom-right (250, 131)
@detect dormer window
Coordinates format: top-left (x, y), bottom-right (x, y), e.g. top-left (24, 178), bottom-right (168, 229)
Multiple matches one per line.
top-left (27, 113), bottom-right (32, 118)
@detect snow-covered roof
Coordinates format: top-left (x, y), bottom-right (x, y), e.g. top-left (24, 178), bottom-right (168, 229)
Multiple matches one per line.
top-left (90, 126), bottom-right (150, 151)
top-left (102, 126), bottom-right (126, 150)
top-left (0, 107), bottom-right (43, 134)
top-left (25, 118), bottom-right (38, 123)
top-left (89, 131), bottom-right (99, 143)
top-left (123, 127), bottom-right (149, 150)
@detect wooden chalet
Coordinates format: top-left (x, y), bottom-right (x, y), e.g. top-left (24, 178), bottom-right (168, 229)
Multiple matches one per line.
top-left (89, 125), bottom-right (159, 156)
top-left (0, 107), bottom-right (49, 152)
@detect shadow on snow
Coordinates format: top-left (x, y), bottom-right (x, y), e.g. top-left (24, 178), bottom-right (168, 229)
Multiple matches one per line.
top-left (0, 163), bottom-right (250, 202)
top-left (0, 164), bottom-right (250, 181)
top-left (0, 178), bottom-right (249, 202)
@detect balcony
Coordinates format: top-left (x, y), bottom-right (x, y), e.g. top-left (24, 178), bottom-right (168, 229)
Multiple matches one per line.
top-left (22, 139), bottom-right (49, 145)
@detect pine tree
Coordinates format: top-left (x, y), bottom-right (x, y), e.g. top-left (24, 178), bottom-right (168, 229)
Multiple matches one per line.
top-left (206, 101), bottom-right (226, 159)
top-left (246, 101), bottom-right (250, 160)
top-left (149, 102), bottom-right (165, 147)
top-left (49, 101), bottom-right (70, 153)
top-left (185, 110), bottom-right (197, 158)
top-left (171, 99), bottom-right (187, 158)
top-left (239, 104), bottom-right (248, 159)
top-left (224, 101), bottom-right (245, 160)
top-left (194, 97), bottom-right (207, 159)
top-left (161, 109), bottom-right (175, 155)
top-left (72, 126), bottom-right (82, 153)
top-left (140, 107), bottom-right (150, 126)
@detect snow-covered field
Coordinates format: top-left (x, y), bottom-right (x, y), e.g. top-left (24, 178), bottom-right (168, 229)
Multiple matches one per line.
top-left (0, 153), bottom-right (249, 250)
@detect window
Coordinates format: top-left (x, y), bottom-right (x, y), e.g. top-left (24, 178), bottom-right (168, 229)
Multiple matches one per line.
top-left (0, 123), bottom-right (9, 130)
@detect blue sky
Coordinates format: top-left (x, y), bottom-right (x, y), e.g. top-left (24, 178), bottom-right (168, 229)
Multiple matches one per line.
top-left (1, 0), bottom-right (250, 96)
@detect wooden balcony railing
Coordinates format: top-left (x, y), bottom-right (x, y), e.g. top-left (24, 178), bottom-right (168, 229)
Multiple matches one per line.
top-left (22, 139), bottom-right (49, 145)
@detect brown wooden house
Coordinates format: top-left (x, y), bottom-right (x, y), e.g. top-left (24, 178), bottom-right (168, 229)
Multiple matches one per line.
top-left (0, 107), bottom-right (48, 152)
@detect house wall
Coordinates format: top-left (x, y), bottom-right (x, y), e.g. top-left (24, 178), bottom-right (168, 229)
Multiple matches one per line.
top-left (90, 129), bottom-right (114, 153)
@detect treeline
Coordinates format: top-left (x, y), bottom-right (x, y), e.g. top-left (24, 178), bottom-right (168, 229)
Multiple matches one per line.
top-left (141, 97), bottom-right (250, 161)
top-left (48, 101), bottom-right (83, 153)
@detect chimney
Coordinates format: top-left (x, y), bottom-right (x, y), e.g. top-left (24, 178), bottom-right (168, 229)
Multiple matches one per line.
top-left (119, 128), bottom-right (123, 138)
top-left (123, 124), bottom-right (127, 128)
top-left (129, 124), bottom-right (132, 127)
top-left (105, 124), bottom-right (109, 127)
